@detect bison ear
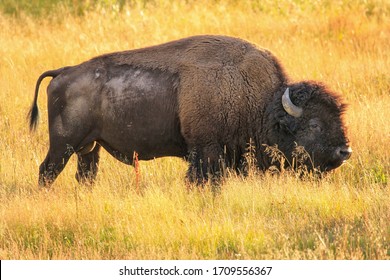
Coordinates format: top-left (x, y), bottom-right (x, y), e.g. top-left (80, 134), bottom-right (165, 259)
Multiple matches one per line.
top-left (278, 117), bottom-right (298, 134)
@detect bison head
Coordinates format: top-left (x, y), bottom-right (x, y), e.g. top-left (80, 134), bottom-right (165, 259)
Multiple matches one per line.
top-left (266, 81), bottom-right (352, 173)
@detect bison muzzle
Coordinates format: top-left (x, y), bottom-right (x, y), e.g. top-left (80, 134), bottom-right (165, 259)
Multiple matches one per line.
top-left (29, 35), bottom-right (351, 186)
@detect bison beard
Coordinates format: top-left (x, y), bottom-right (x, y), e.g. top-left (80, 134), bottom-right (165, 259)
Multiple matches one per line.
top-left (28, 35), bottom-right (351, 186)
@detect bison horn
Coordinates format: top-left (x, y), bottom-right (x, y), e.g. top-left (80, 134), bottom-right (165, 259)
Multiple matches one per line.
top-left (282, 88), bottom-right (303, 118)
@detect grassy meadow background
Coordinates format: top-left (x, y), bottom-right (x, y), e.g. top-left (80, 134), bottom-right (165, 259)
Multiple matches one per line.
top-left (0, 0), bottom-right (389, 259)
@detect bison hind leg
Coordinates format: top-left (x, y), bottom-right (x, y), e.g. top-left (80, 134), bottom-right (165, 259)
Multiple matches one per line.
top-left (75, 143), bottom-right (101, 185)
top-left (38, 146), bottom-right (74, 186)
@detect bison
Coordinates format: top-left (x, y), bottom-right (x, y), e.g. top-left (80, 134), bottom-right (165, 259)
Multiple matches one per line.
top-left (29, 35), bottom-right (351, 186)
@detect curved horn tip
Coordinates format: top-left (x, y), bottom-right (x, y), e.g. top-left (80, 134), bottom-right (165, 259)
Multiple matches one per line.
top-left (282, 87), bottom-right (303, 118)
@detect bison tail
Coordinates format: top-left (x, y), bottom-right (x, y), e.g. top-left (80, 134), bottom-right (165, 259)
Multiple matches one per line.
top-left (28, 67), bottom-right (70, 131)
top-left (28, 103), bottom-right (39, 131)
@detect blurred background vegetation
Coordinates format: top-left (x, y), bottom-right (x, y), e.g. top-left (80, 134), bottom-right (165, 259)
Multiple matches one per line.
top-left (1, 0), bottom-right (389, 19)
top-left (0, 0), bottom-right (388, 259)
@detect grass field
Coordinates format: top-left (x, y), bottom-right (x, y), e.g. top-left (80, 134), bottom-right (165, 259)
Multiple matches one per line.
top-left (0, 0), bottom-right (389, 259)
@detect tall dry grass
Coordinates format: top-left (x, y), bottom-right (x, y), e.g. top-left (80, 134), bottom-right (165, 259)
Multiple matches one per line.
top-left (0, 0), bottom-right (389, 259)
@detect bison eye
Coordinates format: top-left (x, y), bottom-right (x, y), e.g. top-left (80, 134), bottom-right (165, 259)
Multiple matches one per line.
top-left (309, 119), bottom-right (323, 133)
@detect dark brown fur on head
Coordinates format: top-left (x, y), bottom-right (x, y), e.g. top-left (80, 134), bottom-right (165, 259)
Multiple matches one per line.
top-left (262, 80), bottom-right (350, 172)
top-left (289, 81), bottom-right (347, 115)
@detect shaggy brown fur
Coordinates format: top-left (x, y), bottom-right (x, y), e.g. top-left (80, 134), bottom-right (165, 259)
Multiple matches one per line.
top-left (29, 35), bottom-right (351, 186)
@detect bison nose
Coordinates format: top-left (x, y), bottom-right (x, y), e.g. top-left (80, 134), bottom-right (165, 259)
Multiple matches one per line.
top-left (335, 146), bottom-right (352, 161)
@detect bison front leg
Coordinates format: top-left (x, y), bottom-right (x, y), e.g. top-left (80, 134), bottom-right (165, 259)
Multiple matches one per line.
top-left (186, 144), bottom-right (226, 185)
top-left (186, 147), bottom-right (206, 185)
top-left (75, 143), bottom-right (101, 185)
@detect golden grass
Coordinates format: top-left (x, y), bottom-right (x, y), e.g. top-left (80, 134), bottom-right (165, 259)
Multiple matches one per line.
top-left (0, 0), bottom-right (389, 259)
